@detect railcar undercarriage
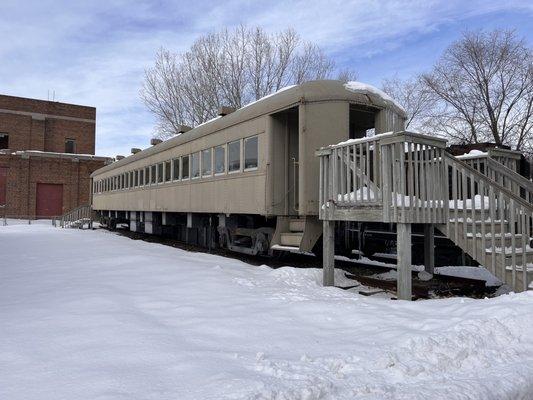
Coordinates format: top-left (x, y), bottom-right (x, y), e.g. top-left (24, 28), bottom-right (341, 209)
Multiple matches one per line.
top-left (96, 210), bottom-right (467, 268)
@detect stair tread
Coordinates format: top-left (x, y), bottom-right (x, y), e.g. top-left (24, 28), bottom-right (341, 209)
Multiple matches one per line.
top-left (449, 219), bottom-right (508, 223)
top-left (486, 247), bottom-right (533, 255)
top-left (467, 232), bottom-right (526, 238)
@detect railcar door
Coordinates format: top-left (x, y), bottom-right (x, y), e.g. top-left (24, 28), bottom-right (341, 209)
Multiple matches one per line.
top-left (286, 110), bottom-right (299, 215)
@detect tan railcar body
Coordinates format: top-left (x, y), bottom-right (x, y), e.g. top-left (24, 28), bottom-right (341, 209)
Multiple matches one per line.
top-left (91, 80), bottom-right (406, 217)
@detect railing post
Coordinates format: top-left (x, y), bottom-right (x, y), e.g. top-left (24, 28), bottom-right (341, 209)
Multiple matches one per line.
top-left (397, 222), bottom-right (412, 300)
top-left (423, 224), bottom-right (435, 275)
top-left (323, 219), bottom-right (335, 287)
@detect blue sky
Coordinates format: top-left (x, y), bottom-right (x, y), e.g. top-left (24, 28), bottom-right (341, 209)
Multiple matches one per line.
top-left (1, 0), bottom-right (532, 156)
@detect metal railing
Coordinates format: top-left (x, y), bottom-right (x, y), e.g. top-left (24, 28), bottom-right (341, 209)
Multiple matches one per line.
top-left (58, 205), bottom-right (93, 229)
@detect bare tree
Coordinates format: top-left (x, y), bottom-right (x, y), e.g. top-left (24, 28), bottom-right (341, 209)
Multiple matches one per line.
top-left (142, 26), bottom-right (355, 138)
top-left (381, 76), bottom-right (436, 130)
top-left (422, 30), bottom-right (533, 153)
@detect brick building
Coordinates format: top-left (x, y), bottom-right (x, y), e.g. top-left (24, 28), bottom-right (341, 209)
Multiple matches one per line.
top-left (0, 94), bottom-right (111, 218)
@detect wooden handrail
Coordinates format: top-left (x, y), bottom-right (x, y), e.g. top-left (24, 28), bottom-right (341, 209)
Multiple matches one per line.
top-left (445, 153), bottom-right (533, 212)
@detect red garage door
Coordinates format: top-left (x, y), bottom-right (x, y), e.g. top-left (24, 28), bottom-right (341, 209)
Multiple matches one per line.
top-left (0, 167), bottom-right (7, 206)
top-left (36, 183), bottom-right (63, 218)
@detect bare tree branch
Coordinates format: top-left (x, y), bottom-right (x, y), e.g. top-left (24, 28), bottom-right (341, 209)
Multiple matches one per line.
top-left (141, 26), bottom-right (351, 139)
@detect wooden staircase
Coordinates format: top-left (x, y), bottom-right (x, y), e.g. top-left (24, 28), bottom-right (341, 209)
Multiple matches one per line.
top-left (317, 132), bottom-right (533, 294)
top-left (439, 152), bottom-right (533, 292)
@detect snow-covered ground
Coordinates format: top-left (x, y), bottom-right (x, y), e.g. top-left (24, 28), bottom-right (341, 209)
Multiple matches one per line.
top-left (1, 223), bottom-right (533, 400)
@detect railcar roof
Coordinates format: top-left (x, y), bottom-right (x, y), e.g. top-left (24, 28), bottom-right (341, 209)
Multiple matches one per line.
top-left (92, 80), bottom-right (406, 176)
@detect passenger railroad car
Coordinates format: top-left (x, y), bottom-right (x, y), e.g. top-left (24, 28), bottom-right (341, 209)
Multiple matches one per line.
top-left (91, 80), bottom-right (406, 255)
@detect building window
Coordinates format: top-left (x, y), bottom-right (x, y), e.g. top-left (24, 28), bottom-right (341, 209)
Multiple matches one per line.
top-left (0, 133), bottom-right (8, 149)
top-left (182, 155), bottom-right (190, 179)
top-left (157, 163), bottom-right (164, 183)
top-left (151, 165), bottom-right (157, 184)
top-left (172, 158), bottom-right (180, 180)
top-left (244, 136), bottom-right (258, 170)
top-left (202, 148), bottom-right (212, 176)
top-left (164, 161), bottom-right (171, 182)
top-left (214, 145), bottom-right (225, 174)
top-left (228, 140), bottom-right (240, 173)
top-left (65, 138), bottom-right (76, 153)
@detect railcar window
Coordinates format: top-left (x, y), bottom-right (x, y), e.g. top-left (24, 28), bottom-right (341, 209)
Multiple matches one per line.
top-left (214, 145), bottom-right (225, 174)
top-left (182, 156), bottom-right (190, 179)
top-left (191, 152), bottom-right (200, 179)
top-left (129, 171), bottom-right (133, 188)
top-left (202, 149), bottom-right (212, 176)
top-left (244, 136), bottom-right (258, 170)
top-left (157, 163), bottom-right (164, 183)
top-left (140, 169), bottom-right (145, 186)
top-left (228, 140), bottom-right (240, 173)
top-left (134, 170), bottom-right (138, 187)
top-left (164, 161), bottom-right (171, 182)
top-left (151, 165), bottom-right (157, 184)
top-left (172, 158), bottom-right (180, 180)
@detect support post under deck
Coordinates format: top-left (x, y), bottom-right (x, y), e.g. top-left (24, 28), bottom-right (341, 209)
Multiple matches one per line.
top-left (397, 223), bottom-right (412, 300)
top-left (424, 224), bottom-right (435, 275)
top-left (323, 220), bottom-right (335, 286)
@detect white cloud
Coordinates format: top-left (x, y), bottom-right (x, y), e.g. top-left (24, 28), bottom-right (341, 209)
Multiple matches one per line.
top-left (0, 0), bottom-right (531, 156)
